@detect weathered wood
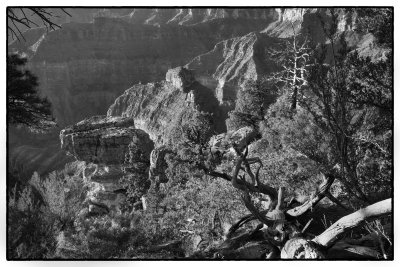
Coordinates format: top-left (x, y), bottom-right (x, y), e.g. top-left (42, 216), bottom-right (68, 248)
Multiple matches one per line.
top-left (241, 191), bottom-right (276, 227)
top-left (313, 198), bottom-right (392, 248)
top-left (275, 187), bottom-right (284, 210)
top-left (286, 173), bottom-right (335, 217)
top-left (301, 218), bottom-right (313, 233)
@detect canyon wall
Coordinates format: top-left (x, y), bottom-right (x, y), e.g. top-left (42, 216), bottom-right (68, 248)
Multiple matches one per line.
top-left (186, 32), bottom-right (281, 105)
top-left (15, 12), bottom-right (277, 126)
top-left (9, 8), bottom-right (373, 176)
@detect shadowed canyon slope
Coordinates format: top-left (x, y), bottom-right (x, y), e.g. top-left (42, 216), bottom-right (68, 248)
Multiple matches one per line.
top-left (186, 32), bottom-right (281, 104)
top-left (107, 67), bottom-right (227, 143)
top-left (13, 14), bottom-right (277, 126)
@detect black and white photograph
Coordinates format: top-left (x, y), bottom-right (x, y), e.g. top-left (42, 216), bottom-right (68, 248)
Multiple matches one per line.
top-left (4, 3), bottom-right (395, 261)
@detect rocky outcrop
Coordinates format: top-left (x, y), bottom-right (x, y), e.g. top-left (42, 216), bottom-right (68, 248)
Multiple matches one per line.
top-left (60, 116), bottom-right (153, 164)
top-left (166, 67), bottom-right (195, 93)
top-left (60, 115), bottom-right (154, 212)
top-left (264, 8), bottom-right (357, 42)
top-left (107, 67), bottom-right (227, 144)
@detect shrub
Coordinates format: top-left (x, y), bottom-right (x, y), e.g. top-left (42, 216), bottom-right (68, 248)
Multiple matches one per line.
top-left (7, 185), bottom-right (58, 259)
top-left (7, 161), bottom-right (87, 259)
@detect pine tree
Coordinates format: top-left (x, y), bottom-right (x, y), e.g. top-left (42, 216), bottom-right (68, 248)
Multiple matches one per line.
top-left (7, 54), bottom-right (55, 131)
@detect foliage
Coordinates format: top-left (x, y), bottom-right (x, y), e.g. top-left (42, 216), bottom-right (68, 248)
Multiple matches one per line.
top-left (168, 109), bottom-right (215, 148)
top-left (260, 9), bottom-right (392, 206)
top-left (119, 171), bottom-right (151, 210)
top-left (29, 161), bottom-right (87, 221)
top-left (7, 161), bottom-right (86, 259)
top-left (7, 185), bottom-right (58, 259)
top-left (144, 119), bottom-right (253, 254)
top-left (355, 8), bottom-right (393, 48)
top-left (259, 93), bottom-right (345, 202)
top-left (227, 79), bottom-right (276, 131)
top-left (7, 54), bottom-right (55, 131)
top-left (302, 41), bottom-right (391, 204)
top-left (145, 158), bottom-right (248, 253)
top-left (55, 212), bottom-right (146, 259)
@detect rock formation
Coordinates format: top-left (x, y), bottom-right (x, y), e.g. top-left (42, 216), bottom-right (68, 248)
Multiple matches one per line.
top-left (60, 115), bottom-right (153, 213)
top-left (107, 67), bottom-right (227, 143)
top-left (165, 67), bottom-right (195, 93)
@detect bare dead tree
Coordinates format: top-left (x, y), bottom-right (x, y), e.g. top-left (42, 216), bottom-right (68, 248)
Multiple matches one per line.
top-left (7, 8), bottom-right (71, 41)
top-left (267, 22), bottom-right (311, 110)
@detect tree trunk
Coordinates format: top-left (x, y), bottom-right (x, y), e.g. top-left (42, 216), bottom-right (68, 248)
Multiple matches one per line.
top-left (291, 86), bottom-right (298, 110)
top-left (281, 199), bottom-right (391, 259)
top-left (312, 198), bottom-right (391, 248)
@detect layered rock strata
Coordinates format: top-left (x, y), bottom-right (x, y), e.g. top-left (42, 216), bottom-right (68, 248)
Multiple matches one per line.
top-left (186, 32), bottom-right (281, 104)
top-left (60, 115), bottom-right (153, 213)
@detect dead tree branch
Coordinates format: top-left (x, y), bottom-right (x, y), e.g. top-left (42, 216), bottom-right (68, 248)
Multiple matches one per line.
top-left (286, 173), bottom-right (335, 217)
top-left (312, 198), bottom-right (392, 248)
top-left (7, 8), bottom-right (71, 41)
